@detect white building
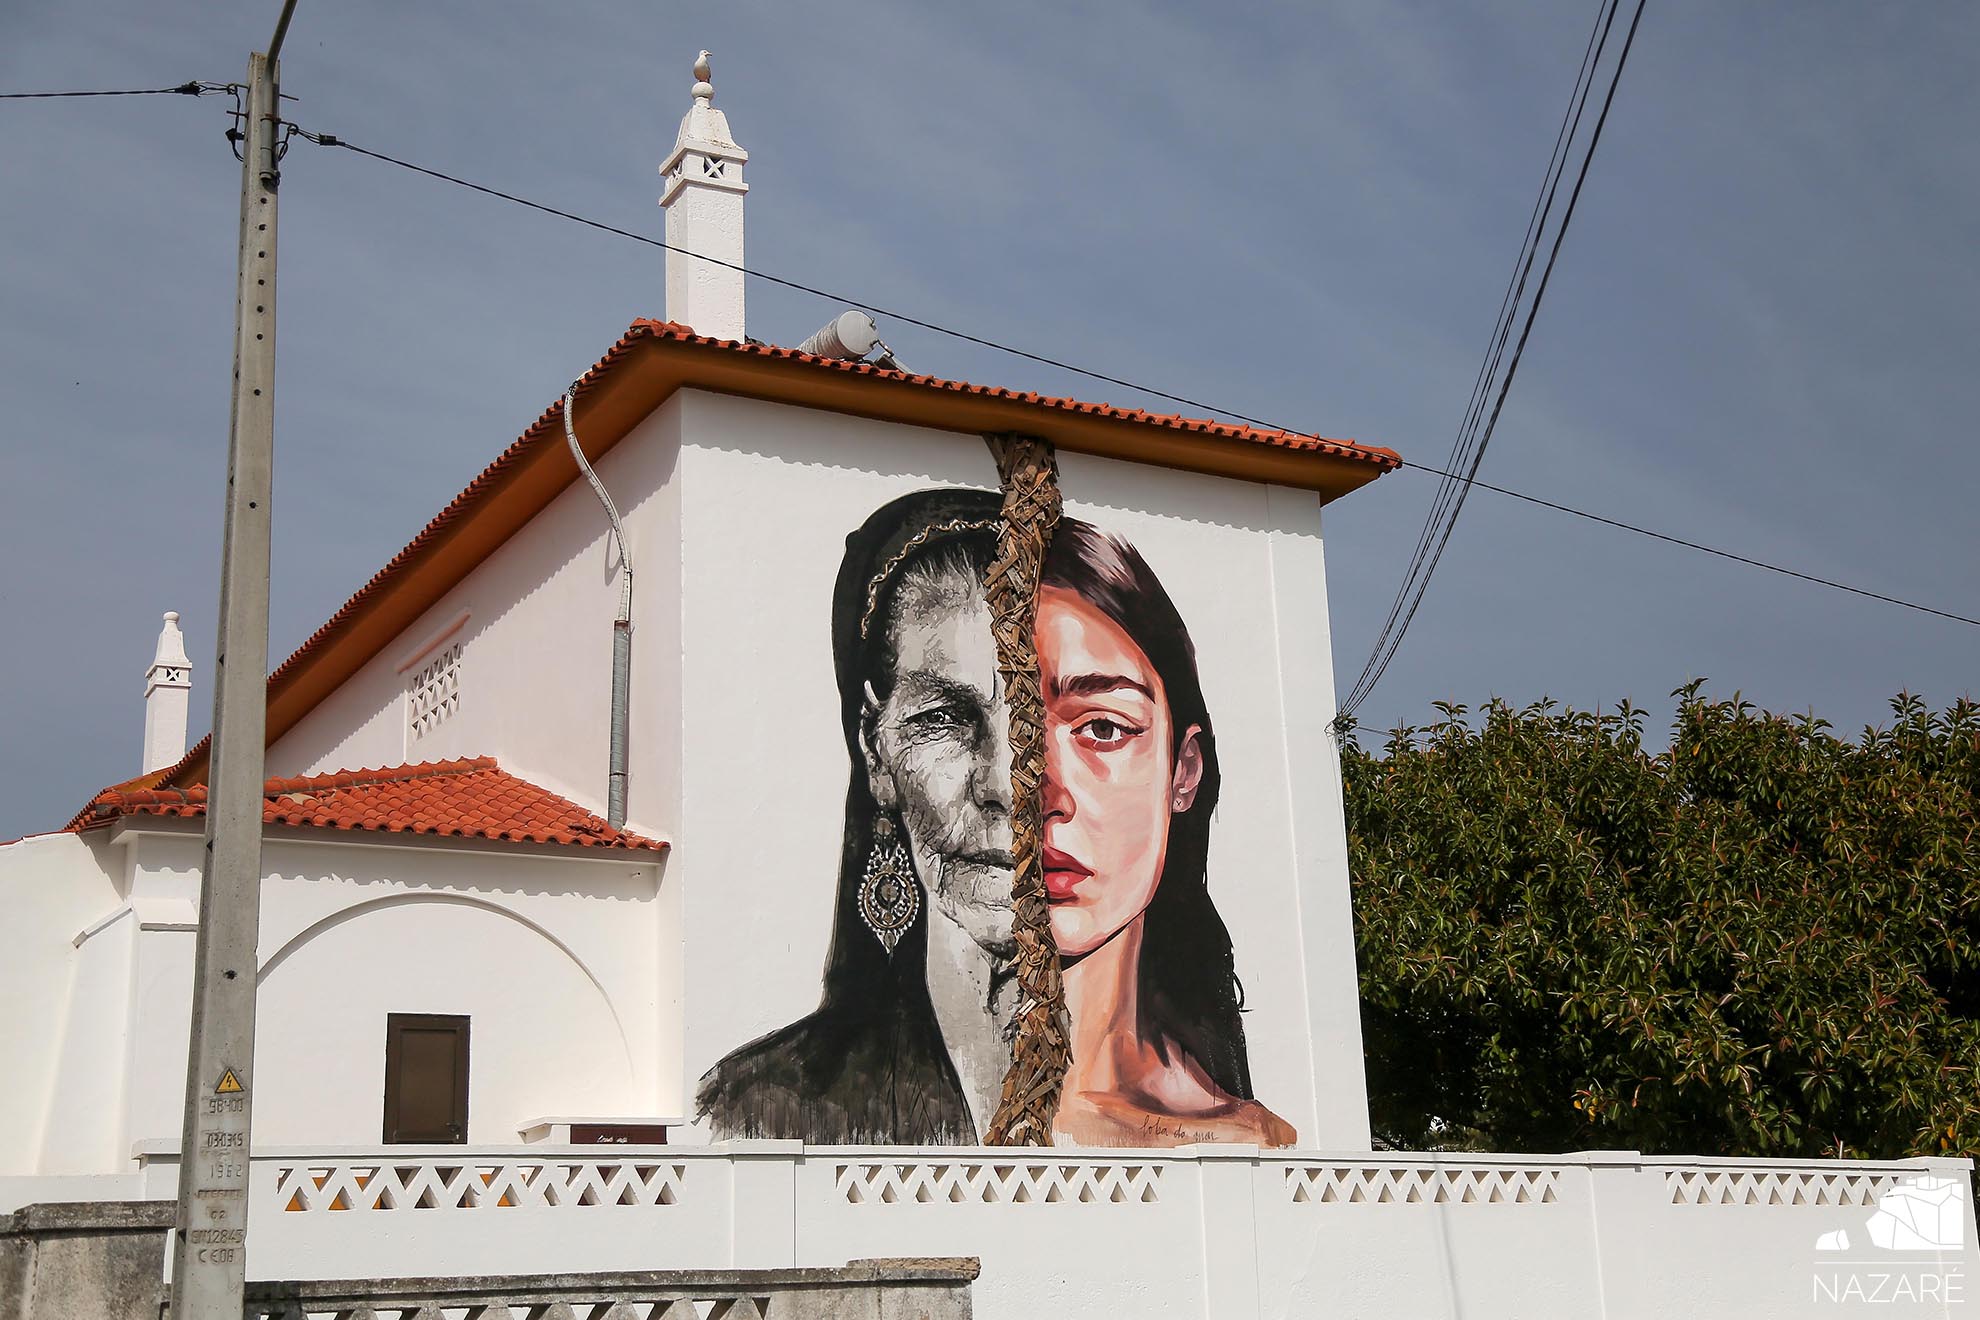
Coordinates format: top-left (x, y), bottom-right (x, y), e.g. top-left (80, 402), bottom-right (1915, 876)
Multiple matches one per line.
top-left (1, 54), bottom-right (1973, 1320)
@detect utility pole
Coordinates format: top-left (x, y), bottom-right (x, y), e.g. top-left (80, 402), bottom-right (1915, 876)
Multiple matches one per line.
top-left (168, 3), bottom-right (296, 1315)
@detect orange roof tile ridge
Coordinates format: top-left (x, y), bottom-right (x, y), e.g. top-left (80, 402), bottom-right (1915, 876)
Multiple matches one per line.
top-left (67, 755), bottom-right (667, 854)
top-left (88, 757), bottom-right (499, 815)
top-left (259, 757), bottom-right (499, 796)
top-left (626, 318), bottom-right (1402, 465)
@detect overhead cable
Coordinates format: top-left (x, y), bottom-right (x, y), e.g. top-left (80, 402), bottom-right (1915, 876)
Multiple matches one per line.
top-left (277, 108), bottom-right (1978, 636)
top-left (1370, 0), bottom-right (1617, 707)
top-left (1398, 466), bottom-right (1980, 630)
top-left (1338, 0), bottom-right (1648, 727)
top-left (0, 81), bottom-right (220, 99)
top-left (284, 126), bottom-right (1290, 422)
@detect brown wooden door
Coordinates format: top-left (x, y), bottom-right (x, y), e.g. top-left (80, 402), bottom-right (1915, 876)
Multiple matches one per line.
top-left (382, 1013), bottom-right (470, 1143)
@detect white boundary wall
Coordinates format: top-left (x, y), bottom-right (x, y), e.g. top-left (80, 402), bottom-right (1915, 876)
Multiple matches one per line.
top-left (47, 1146), bottom-right (1972, 1319)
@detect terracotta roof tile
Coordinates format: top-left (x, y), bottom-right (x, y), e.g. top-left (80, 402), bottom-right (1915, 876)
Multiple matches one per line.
top-left (627, 319), bottom-right (1401, 467)
top-left (69, 758), bottom-right (666, 854)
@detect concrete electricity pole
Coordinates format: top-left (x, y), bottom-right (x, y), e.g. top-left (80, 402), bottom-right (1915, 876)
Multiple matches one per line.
top-left (168, 3), bottom-right (297, 1315)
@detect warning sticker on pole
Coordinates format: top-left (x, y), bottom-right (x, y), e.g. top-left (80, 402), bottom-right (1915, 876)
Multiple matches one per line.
top-left (215, 1068), bottom-right (244, 1095)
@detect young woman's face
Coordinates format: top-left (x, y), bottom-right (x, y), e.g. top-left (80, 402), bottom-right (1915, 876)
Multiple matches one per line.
top-left (1037, 585), bottom-right (1201, 958)
top-left (862, 558), bottom-right (1015, 957)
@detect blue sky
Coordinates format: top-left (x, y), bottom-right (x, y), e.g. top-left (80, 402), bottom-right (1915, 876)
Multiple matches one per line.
top-left (2, 1), bottom-right (1974, 840)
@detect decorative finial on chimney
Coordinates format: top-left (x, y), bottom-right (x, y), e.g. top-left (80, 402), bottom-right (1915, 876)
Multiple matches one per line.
top-left (660, 47), bottom-right (749, 341)
top-left (143, 611), bottom-right (193, 773)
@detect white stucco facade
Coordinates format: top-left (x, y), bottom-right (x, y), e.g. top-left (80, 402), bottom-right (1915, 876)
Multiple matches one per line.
top-left (0, 378), bottom-right (1372, 1181)
top-left (237, 386), bottom-right (1372, 1148)
top-left (193, 387), bottom-right (1370, 1147)
top-left (1, 823), bottom-right (665, 1180)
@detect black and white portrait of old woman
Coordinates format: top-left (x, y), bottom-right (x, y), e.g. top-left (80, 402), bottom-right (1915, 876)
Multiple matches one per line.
top-left (696, 488), bottom-right (1020, 1143)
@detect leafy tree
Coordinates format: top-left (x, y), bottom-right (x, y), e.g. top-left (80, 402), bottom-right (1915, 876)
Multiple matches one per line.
top-left (1344, 686), bottom-right (1980, 1160)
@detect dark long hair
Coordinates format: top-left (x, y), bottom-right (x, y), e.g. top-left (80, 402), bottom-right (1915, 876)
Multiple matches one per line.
top-left (1043, 518), bottom-right (1255, 1101)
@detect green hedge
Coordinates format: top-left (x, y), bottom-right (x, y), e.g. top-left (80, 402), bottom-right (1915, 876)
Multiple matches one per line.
top-left (1344, 686), bottom-right (1980, 1158)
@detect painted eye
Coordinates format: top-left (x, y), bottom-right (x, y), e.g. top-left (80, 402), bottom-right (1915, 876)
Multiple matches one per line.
top-left (905, 703), bottom-right (970, 732)
top-left (1077, 717), bottom-right (1141, 748)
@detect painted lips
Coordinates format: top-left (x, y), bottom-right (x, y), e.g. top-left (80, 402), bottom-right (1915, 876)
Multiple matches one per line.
top-left (1042, 846), bottom-right (1093, 901)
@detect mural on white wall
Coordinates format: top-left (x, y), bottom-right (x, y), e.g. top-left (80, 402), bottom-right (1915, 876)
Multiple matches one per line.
top-left (697, 486), bottom-right (1294, 1148)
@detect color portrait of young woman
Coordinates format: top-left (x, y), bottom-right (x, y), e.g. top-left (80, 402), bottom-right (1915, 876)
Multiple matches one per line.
top-left (1038, 519), bottom-right (1294, 1147)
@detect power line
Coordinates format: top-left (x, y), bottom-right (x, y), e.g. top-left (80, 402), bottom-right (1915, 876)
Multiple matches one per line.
top-left (1340, 0), bottom-right (1648, 725)
top-left (1357, 0), bottom-right (1619, 723)
top-left (1392, 464), bottom-right (1980, 630)
top-left (12, 56), bottom-right (1968, 644)
top-left (0, 82), bottom-right (216, 99)
top-left (273, 117), bottom-right (1979, 636)
top-left (286, 126), bottom-right (1306, 422)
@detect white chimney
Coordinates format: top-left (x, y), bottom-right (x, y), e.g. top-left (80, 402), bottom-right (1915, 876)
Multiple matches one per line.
top-left (659, 50), bottom-right (748, 341)
top-left (143, 611), bottom-right (192, 773)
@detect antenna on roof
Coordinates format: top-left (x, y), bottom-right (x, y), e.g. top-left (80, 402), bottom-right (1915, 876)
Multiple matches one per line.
top-left (797, 309), bottom-right (905, 372)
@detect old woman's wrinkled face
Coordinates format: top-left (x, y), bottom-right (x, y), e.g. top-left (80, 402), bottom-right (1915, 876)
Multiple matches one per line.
top-left (861, 551), bottom-right (1015, 957)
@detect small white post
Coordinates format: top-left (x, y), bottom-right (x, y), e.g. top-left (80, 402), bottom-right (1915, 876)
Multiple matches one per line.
top-left (660, 50), bottom-right (748, 341)
top-left (726, 1140), bottom-right (800, 1268)
top-left (1194, 1146), bottom-right (1263, 1319)
top-left (143, 611), bottom-right (193, 773)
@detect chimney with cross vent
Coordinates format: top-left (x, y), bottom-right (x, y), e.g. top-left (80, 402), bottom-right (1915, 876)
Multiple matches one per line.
top-left (660, 50), bottom-right (748, 341)
top-left (142, 611), bottom-right (192, 773)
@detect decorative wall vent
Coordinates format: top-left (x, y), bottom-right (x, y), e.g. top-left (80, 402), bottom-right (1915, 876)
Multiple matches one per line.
top-left (272, 1158), bottom-right (685, 1212)
top-left (1285, 1164), bottom-right (1560, 1205)
top-left (406, 640), bottom-right (462, 744)
top-left (836, 1160), bottom-right (1162, 1206)
top-left (1664, 1168), bottom-right (1896, 1206)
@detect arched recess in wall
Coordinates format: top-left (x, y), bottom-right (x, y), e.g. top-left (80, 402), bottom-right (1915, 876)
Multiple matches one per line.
top-left (257, 892), bottom-right (635, 1071)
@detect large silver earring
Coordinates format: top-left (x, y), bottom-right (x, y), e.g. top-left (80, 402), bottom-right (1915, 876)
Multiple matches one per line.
top-left (858, 815), bottom-right (919, 954)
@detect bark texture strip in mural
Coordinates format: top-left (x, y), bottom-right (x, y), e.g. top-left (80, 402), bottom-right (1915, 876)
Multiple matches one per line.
top-left (981, 433), bottom-right (1069, 1147)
